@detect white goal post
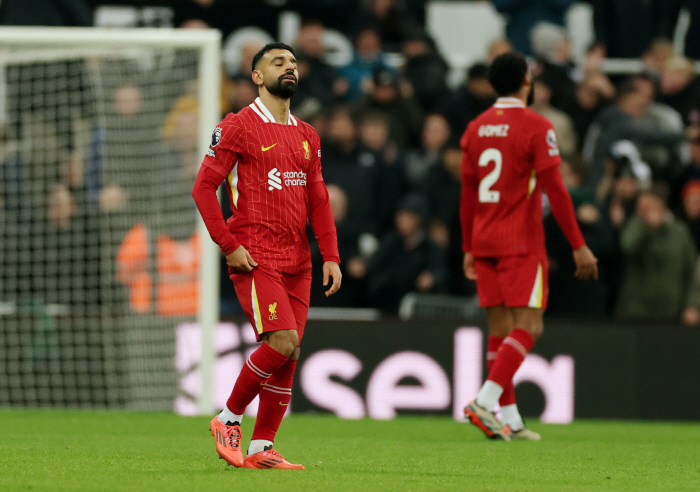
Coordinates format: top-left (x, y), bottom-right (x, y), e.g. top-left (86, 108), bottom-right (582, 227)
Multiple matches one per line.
top-left (0, 27), bottom-right (221, 413)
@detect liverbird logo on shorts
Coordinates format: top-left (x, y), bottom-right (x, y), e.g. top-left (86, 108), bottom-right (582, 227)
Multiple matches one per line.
top-left (302, 141), bottom-right (310, 160)
top-left (268, 302), bottom-right (278, 320)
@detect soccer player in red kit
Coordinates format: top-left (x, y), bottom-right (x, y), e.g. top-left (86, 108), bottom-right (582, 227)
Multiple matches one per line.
top-left (460, 52), bottom-right (598, 441)
top-left (191, 43), bottom-right (341, 469)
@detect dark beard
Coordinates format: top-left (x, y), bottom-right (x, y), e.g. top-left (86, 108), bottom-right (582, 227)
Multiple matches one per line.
top-left (267, 73), bottom-right (297, 98)
top-left (527, 84), bottom-right (535, 106)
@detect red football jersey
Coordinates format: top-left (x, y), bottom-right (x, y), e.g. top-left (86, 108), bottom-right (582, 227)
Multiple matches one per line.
top-left (202, 97), bottom-right (324, 275)
top-left (460, 97), bottom-right (562, 257)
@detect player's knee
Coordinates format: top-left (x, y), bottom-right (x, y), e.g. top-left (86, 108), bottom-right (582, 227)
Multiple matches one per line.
top-left (265, 329), bottom-right (298, 357)
top-left (289, 346), bottom-right (301, 361)
top-left (530, 322), bottom-right (544, 340)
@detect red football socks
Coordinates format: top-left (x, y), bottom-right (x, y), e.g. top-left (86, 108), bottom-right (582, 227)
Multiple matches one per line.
top-left (487, 328), bottom-right (534, 390)
top-left (251, 358), bottom-right (297, 442)
top-left (487, 335), bottom-right (516, 407)
top-left (226, 342), bottom-right (289, 415)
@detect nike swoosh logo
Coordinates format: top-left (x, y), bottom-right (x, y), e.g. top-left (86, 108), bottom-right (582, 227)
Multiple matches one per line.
top-left (279, 402), bottom-right (289, 406)
top-left (260, 382), bottom-right (266, 386)
top-left (261, 144), bottom-right (277, 152)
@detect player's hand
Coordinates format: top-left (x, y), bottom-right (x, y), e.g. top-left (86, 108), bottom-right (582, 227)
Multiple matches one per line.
top-left (323, 261), bottom-right (342, 297)
top-left (572, 245), bottom-right (598, 281)
top-left (226, 245), bottom-right (258, 273)
top-left (463, 252), bottom-right (477, 280)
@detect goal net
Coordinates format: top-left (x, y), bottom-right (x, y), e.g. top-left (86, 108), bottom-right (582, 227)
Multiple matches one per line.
top-left (0, 28), bottom-right (221, 410)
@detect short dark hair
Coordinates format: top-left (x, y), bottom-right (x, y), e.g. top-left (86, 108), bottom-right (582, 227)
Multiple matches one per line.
top-left (251, 42), bottom-right (295, 72)
top-left (488, 51), bottom-right (529, 97)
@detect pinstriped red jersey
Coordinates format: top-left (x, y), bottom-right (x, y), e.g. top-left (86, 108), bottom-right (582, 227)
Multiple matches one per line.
top-left (202, 97), bottom-right (324, 275)
top-left (460, 97), bottom-right (562, 257)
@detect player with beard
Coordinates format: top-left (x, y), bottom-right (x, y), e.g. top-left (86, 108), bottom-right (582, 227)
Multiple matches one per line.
top-left (192, 43), bottom-right (341, 469)
top-left (460, 52), bottom-right (598, 440)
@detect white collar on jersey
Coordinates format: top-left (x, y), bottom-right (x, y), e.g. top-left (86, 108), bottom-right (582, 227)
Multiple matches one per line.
top-left (493, 97), bottom-right (526, 109)
top-left (249, 96), bottom-right (298, 126)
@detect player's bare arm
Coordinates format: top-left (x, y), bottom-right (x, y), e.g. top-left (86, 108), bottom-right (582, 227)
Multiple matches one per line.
top-left (573, 245), bottom-right (598, 280)
top-left (323, 261), bottom-right (342, 296)
top-left (225, 245), bottom-right (258, 273)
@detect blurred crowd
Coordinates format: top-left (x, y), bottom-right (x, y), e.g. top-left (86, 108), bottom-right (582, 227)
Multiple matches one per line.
top-left (3, 0), bottom-right (700, 325)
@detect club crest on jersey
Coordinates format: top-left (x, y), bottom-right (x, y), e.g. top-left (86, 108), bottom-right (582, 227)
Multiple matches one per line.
top-left (302, 141), bottom-right (310, 160)
top-left (211, 127), bottom-right (222, 147)
top-left (546, 129), bottom-right (560, 156)
top-left (268, 302), bottom-right (278, 320)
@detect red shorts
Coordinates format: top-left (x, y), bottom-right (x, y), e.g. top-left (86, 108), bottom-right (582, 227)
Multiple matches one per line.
top-left (230, 264), bottom-right (311, 343)
top-left (474, 254), bottom-right (549, 309)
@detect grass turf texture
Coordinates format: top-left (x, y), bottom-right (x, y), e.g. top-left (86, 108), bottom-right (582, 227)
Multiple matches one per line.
top-left (1, 411), bottom-right (699, 491)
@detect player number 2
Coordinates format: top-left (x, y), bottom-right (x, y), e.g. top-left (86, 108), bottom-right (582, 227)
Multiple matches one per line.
top-left (478, 148), bottom-right (502, 203)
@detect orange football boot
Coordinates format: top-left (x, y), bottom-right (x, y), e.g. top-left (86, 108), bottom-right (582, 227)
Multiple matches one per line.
top-left (210, 417), bottom-right (244, 467)
top-left (243, 448), bottom-right (305, 470)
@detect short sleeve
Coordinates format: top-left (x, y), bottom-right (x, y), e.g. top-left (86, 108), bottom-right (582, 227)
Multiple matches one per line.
top-left (201, 120), bottom-right (244, 178)
top-left (460, 123), bottom-right (475, 176)
top-left (306, 127), bottom-right (324, 183)
top-left (531, 118), bottom-right (562, 174)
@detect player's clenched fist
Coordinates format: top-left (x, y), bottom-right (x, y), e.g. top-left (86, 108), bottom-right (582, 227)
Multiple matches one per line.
top-left (323, 261), bottom-right (342, 296)
top-left (226, 245), bottom-right (258, 272)
top-left (572, 245), bottom-right (598, 281)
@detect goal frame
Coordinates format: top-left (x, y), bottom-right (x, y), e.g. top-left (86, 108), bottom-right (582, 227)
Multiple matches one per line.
top-left (0, 27), bottom-right (222, 414)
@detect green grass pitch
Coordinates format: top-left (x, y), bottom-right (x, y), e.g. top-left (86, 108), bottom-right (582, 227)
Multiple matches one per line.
top-left (1, 411), bottom-right (699, 491)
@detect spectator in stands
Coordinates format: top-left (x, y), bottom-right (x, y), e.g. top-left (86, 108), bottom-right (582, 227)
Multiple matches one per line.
top-left (546, 159), bottom-right (616, 318)
top-left (401, 32), bottom-right (450, 113)
top-left (640, 38), bottom-right (676, 76)
top-left (665, 0), bottom-right (700, 60)
top-left (422, 142), bottom-right (473, 296)
top-left (293, 19), bottom-right (345, 110)
top-left (0, 0), bottom-right (92, 26)
top-left (403, 113), bottom-right (451, 189)
top-left (439, 62), bottom-right (496, 137)
top-left (615, 184), bottom-right (696, 321)
top-left (492, 0), bottom-right (575, 56)
top-left (659, 56), bottom-right (700, 126)
top-left (339, 26), bottom-right (393, 101)
top-left (592, 0), bottom-right (670, 58)
top-left (349, 0), bottom-right (419, 51)
top-left (631, 73), bottom-right (686, 179)
top-left (530, 77), bottom-right (578, 161)
top-left (352, 67), bottom-right (424, 149)
top-left (309, 184), bottom-right (364, 307)
top-left (582, 80), bottom-right (684, 195)
top-left (321, 106), bottom-right (386, 239)
top-left (680, 180), bottom-right (700, 250)
top-left (530, 22), bottom-right (578, 113)
top-left (486, 38), bottom-right (513, 63)
top-left (228, 77), bottom-right (257, 113)
top-left (363, 193), bottom-right (448, 313)
top-left (356, 111), bottom-right (405, 233)
top-left (682, 257), bottom-right (700, 326)
top-left (672, 125), bottom-right (700, 209)
top-left (599, 141), bottom-right (651, 228)
top-left (228, 39), bottom-right (266, 78)
top-left (567, 71), bottom-right (615, 150)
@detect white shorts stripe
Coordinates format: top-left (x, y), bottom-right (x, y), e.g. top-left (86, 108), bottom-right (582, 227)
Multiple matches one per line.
top-left (251, 280), bottom-right (263, 334)
top-left (527, 263), bottom-right (544, 308)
